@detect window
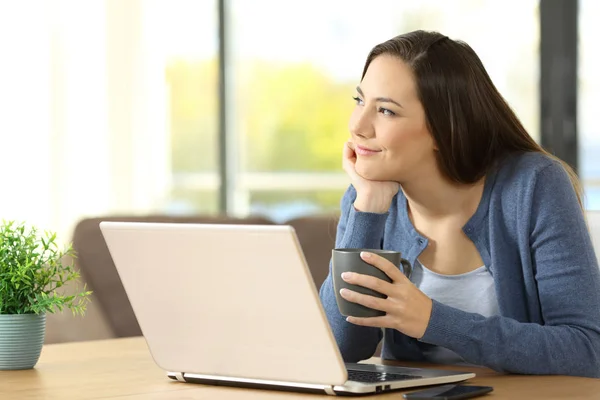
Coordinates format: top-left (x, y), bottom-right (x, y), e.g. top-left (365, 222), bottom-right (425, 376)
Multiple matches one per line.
top-left (579, 0), bottom-right (600, 209)
top-left (152, 0), bottom-right (219, 215)
top-left (227, 0), bottom-right (540, 220)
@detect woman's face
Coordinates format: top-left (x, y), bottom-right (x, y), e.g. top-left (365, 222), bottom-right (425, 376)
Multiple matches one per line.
top-left (349, 54), bottom-right (437, 183)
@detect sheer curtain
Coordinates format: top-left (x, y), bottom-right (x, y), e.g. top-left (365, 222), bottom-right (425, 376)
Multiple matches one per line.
top-left (0, 0), bottom-right (170, 242)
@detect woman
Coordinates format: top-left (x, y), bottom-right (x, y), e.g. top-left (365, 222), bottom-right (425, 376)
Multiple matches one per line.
top-left (319, 30), bottom-right (600, 378)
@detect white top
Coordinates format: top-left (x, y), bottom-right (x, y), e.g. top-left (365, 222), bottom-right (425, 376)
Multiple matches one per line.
top-left (411, 259), bottom-right (500, 365)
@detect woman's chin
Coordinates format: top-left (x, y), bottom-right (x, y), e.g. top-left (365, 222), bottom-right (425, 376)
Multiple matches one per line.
top-left (355, 165), bottom-right (383, 181)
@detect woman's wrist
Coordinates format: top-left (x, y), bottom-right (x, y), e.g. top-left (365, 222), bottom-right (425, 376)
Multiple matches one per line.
top-left (354, 194), bottom-right (391, 214)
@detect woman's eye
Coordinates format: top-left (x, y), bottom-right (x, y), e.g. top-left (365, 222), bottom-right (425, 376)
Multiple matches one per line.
top-left (352, 96), bottom-right (364, 106)
top-left (378, 107), bottom-right (396, 116)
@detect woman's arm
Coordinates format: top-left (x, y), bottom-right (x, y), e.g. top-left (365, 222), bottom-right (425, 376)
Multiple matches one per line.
top-left (421, 162), bottom-right (600, 377)
top-left (319, 185), bottom-right (390, 362)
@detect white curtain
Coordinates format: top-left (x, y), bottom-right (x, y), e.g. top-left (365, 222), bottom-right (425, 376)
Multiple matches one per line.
top-left (0, 0), bottom-right (171, 243)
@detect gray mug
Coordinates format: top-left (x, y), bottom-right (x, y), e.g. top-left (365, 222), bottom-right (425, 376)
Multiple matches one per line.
top-left (332, 248), bottom-right (412, 318)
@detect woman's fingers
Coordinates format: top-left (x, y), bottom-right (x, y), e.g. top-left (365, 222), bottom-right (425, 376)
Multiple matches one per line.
top-left (342, 141), bottom-right (358, 177)
top-left (360, 252), bottom-right (409, 283)
top-left (339, 288), bottom-right (391, 313)
top-left (345, 315), bottom-right (390, 327)
top-left (341, 272), bottom-right (394, 296)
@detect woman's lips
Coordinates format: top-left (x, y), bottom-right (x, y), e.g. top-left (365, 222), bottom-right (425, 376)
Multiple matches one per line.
top-left (355, 144), bottom-right (382, 156)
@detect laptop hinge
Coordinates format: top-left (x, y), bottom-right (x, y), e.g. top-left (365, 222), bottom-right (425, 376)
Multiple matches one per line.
top-left (174, 372), bottom-right (186, 382)
top-left (323, 386), bottom-right (335, 395)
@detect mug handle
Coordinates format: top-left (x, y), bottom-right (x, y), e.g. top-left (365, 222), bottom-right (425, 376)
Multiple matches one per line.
top-left (400, 259), bottom-right (412, 280)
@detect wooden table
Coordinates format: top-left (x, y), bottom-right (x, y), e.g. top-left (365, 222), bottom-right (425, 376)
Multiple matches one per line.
top-left (1, 337), bottom-right (598, 399)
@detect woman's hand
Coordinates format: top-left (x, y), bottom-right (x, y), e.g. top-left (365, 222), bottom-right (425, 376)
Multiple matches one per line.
top-left (339, 251), bottom-right (433, 339)
top-left (343, 141), bottom-right (399, 213)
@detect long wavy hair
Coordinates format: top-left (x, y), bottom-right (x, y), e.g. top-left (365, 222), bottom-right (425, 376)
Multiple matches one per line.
top-left (362, 30), bottom-right (583, 208)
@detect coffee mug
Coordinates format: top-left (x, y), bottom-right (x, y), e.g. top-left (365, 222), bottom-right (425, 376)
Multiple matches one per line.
top-left (332, 248), bottom-right (412, 318)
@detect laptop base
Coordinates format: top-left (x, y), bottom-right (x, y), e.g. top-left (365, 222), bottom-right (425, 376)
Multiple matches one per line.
top-left (167, 362), bottom-right (475, 396)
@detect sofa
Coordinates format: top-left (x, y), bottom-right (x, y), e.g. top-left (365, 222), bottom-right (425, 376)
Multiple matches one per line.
top-left (45, 213), bottom-right (340, 344)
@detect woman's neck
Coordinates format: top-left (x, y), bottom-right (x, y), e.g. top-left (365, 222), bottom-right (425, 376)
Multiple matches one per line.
top-left (401, 170), bottom-right (485, 222)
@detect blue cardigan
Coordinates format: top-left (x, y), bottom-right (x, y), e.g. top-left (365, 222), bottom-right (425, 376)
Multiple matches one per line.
top-left (319, 152), bottom-right (600, 378)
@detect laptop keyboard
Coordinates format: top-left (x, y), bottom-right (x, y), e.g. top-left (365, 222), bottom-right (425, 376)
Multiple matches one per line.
top-left (347, 369), bottom-right (422, 383)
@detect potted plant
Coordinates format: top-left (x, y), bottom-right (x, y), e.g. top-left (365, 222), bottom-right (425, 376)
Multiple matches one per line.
top-left (0, 220), bottom-right (91, 370)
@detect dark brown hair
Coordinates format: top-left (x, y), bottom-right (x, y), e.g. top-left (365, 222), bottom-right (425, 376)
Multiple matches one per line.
top-left (362, 30), bottom-right (583, 207)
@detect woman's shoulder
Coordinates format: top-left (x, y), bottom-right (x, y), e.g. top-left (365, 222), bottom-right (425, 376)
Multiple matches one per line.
top-left (492, 151), bottom-right (567, 192)
top-left (498, 151), bottom-right (558, 176)
top-left (486, 151), bottom-right (581, 239)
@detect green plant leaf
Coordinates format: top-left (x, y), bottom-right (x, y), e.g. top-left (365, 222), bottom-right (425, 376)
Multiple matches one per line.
top-left (0, 220), bottom-right (91, 315)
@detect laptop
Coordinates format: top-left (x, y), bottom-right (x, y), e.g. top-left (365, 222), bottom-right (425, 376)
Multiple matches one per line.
top-left (99, 221), bottom-right (475, 395)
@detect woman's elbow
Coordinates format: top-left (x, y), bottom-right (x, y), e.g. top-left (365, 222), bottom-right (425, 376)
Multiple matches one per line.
top-left (576, 330), bottom-right (600, 378)
top-left (581, 346), bottom-right (600, 378)
top-left (555, 330), bottom-right (600, 378)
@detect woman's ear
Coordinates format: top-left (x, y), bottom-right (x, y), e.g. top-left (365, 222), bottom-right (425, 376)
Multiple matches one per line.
top-left (432, 136), bottom-right (439, 151)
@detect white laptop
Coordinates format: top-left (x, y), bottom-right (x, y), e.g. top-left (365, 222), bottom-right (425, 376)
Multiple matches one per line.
top-left (99, 221), bottom-right (475, 395)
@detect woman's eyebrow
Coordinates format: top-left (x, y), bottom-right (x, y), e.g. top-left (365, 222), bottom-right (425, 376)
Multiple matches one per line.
top-left (356, 86), bottom-right (403, 108)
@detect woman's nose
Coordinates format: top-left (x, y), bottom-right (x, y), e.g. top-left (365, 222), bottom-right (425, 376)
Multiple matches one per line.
top-left (349, 108), bottom-right (375, 139)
